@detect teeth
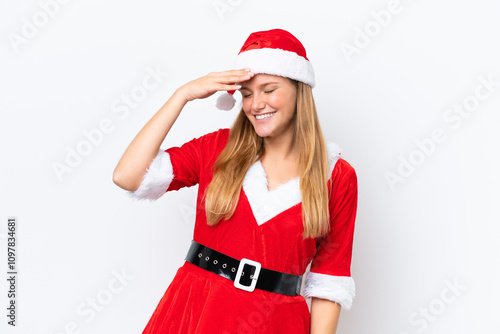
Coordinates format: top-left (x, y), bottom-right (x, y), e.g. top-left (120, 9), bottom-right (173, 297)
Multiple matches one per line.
top-left (255, 112), bottom-right (276, 120)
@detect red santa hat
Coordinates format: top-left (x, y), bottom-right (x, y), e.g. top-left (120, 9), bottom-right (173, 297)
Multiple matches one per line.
top-left (216, 29), bottom-right (315, 110)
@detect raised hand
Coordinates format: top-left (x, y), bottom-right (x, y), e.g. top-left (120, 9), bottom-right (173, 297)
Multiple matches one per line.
top-left (176, 69), bottom-right (254, 103)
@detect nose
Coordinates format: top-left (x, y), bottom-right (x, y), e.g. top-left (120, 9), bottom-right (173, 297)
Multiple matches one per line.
top-left (251, 93), bottom-right (266, 111)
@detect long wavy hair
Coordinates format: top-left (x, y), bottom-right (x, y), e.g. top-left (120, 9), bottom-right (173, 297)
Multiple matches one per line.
top-left (204, 81), bottom-right (330, 239)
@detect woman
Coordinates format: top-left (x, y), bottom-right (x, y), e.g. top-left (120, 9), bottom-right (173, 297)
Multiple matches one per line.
top-left (113, 29), bottom-right (358, 333)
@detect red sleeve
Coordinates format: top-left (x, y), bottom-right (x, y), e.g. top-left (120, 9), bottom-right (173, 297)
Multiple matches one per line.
top-left (165, 128), bottom-right (229, 192)
top-left (309, 159), bottom-right (358, 277)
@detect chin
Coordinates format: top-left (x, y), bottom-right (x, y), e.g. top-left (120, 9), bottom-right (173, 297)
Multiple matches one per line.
top-left (251, 126), bottom-right (273, 138)
top-left (254, 131), bottom-right (270, 139)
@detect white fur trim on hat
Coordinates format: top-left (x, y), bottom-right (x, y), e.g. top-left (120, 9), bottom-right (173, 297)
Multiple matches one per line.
top-left (303, 271), bottom-right (356, 310)
top-left (233, 48), bottom-right (316, 87)
top-left (127, 150), bottom-right (174, 201)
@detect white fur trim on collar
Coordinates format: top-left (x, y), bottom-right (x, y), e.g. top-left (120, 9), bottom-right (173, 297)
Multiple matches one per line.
top-left (326, 141), bottom-right (342, 175)
top-left (242, 161), bottom-right (301, 226)
top-left (242, 141), bottom-right (342, 225)
top-left (303, 271), bottom-right (356, 310)
top-left (127, 150), bottom-right (174, 201)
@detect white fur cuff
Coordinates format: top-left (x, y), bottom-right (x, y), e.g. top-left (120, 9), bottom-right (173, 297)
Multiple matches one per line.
top-left (303, 271), bottom-right (356, 310)
top-left (127, 150), bottom-right (174, 201)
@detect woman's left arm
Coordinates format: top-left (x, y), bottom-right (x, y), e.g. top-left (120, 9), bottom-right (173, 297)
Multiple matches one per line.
top-left (310, 297), bottom-right (341, 334)
top-left (307, 160), bottom-right (358, 333)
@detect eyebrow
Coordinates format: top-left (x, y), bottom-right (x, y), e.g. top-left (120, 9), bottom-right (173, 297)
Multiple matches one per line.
top-left (239, 82), bottom-right (280, 90)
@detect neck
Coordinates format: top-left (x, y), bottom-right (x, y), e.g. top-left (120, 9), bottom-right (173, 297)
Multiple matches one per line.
top-left (261, 130), bottom-right (296, 162)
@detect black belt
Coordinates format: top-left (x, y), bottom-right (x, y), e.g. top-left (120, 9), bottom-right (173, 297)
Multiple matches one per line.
top-left (185, 240), bottom-right (302, 296)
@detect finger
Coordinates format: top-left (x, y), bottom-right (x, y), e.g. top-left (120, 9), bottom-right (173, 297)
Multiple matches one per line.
top-left (217, 74), bottom-right (254, 84)
top-left (217, 71), bottom-right (255, 85)
top-left (217, 83), bottom-right (242, 91)
top-left (211, 69), bottom-right (254, 77)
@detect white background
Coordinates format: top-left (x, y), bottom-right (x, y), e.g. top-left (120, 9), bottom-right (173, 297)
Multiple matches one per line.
top-left (1, 0), bottom-right (499, 333)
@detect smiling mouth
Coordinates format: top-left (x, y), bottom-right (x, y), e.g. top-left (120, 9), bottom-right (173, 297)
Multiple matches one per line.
top-left (255, 111), bottom-right (276, 120)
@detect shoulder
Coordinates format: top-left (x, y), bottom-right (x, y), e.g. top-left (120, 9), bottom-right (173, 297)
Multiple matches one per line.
top-left (176, 128), bottom-right (230, 154)
top-left (194, 128), bottom-right (230, 145)
top-left (194, 128), bottom-right (230, 164)
top-left (165, 128), bottom-right (230, 164)
top-left (326, 140), bottom-right (357, 186)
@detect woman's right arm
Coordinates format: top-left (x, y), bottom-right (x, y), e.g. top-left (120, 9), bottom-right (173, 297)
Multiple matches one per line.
top-left (112, 69), bottom-right (254, 191)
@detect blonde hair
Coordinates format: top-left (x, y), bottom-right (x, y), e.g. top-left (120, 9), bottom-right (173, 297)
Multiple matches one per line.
top-left (204, 81), bottom-right (330, 239)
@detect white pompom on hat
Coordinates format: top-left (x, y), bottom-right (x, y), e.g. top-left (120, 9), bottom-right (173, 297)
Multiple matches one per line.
top-left (216, 29), bottom-right (315, 110)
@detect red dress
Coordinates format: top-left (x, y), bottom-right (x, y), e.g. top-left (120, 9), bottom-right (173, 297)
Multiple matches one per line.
top-left (131, 128), bottom-right (358, 334)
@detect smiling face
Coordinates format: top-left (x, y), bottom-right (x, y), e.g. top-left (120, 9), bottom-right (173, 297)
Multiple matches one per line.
top-left (239, 74), bottom-right (298, 141)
